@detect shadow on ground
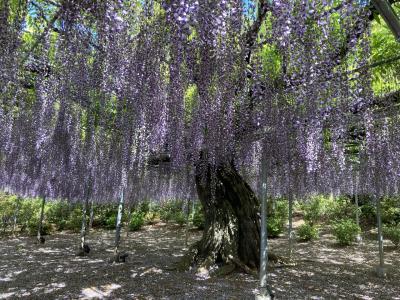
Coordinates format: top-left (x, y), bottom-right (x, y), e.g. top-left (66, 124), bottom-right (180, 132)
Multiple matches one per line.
top-left (0, 224), bottom-right (399, 299)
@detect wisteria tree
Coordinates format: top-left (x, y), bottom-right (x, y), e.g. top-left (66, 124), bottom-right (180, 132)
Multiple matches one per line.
top-left (1, 0), bottom-right (400, 272)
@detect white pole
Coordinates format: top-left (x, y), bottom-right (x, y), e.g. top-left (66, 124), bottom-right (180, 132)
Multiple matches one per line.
top-left (80, 190), bottom-right (90, 253)
top-left (376, 194), bottom-right (385, 277)
top-left (12, 197), bottom-right (21, 236)
top-left (88, 199), bottom-right (94, 231)
top-left (37, 196), bottom-right (46, 243)
top-left (114, 188), bottom-right (125, 257)
top-left (185, 198), bottom-right (191, 248)
top-left (288, 191), bottom-right (294, 261)
top-left (355, 173), bottom-right (362, 242)
top-left (256, 155), bottom-right (271, 300)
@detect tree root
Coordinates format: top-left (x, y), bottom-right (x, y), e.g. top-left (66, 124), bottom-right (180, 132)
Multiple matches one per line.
top-left (76, 243), bottom-right (90, 257)
top-left (109, 252), bottom-right (128, 263)
top-left (175, 245), bottom-right (295, 278)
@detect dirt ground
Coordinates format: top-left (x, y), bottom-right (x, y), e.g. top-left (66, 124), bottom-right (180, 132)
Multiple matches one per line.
top-left (0, 223), bottom-right (399, 300)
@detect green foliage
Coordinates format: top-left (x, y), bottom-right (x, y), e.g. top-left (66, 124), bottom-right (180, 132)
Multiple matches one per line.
top-left (105, 214), bottom-right (117, 230)
top-left (383, 224), bottom-right (400, 247)
top-left (26, 220), bottom-right (51, 236)
top-left (299, 195), bottom-right (329, 225)
top-left (173, 211), bottom-right (187, 226)
top-left (297, 223), bottom-right (319, 241)
top-left (360, 202), bottom-right (376, 224)
top-left (138, 201), bottom-right (151, 215)
top-left (0, 193), bottom-right (18, 230)
top-left (129, 212), bottom-right (145, 231)
top-left (381, 197), bottom-right (400, 225)
top-left (370, 12), bottom-right (400, 94)
top-left (332, 219), bottom-right (361, 246)
top-left (326, 197), bottom-right (358, 222)
top-left (64, 206), bottom-right (83, 233)
top-left (359, 197), bottom-right (400, 226)
top-left (266, 199), bottom-right (288, 238)
top-left (47, 201), bottom-right (72, 231)
top-left (192, 202), bottom-right (205, 230)
top-left (267, 216), bottom-right (284, 238)
top-left (159, 200), bottom-right (184, 224)
top-left (91, 204), bottom-right (117, 228)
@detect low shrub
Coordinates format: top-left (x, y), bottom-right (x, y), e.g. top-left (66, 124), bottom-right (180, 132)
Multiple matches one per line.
top-left (64, 207), bottom-right (83, 232)
top-left (297, 223), bottom-right (319, 241)
top-left (381, 197), bottom-right (400, 225)
top-left (92, 204), bottom-right (117, 228)
top-left (300, 196), bottom-right (328, 225)
top-left (26, 220), bottom-right (51, 236)
top-left (47, 201), bottom-right (70, 222)
top-left (327, 197), bottom-right (358, 223)
top-left (383, 225), bottom-right (400, 247)
top-left (173, 211), bottom-right (187, 226)
top-left (129, 212), bottom-right (145, 231)
top-left (360, 203), bottom-right (376, 224)
top-left (265, 199), bottom-right (288, 238)
top-left (267, 216), bottom-right (284, 238)
top-left (332, 219), bottom-right (361, 246)
top-left (159, 200), bottom-right (184, 223)
top-left (192, 203), bottom-right (205, 229)
top-left (105, 214), bottom-right (117, 230)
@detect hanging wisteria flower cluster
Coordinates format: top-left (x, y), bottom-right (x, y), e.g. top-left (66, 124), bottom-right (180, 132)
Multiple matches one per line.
top-left (0, 0), bottom-right (399, 205)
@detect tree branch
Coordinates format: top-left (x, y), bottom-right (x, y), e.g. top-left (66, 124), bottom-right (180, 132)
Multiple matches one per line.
top-left (21, 6), bottom-right (62, 63)
top-left (244, 0), bottom-right (271, 65)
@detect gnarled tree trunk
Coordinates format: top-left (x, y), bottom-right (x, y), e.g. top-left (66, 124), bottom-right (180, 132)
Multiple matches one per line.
top-left (187, 161), bottom-right (261, 271)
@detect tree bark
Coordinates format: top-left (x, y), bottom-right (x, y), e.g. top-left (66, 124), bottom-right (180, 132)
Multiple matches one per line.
top-left (187, 161), bottom-right (261, 271)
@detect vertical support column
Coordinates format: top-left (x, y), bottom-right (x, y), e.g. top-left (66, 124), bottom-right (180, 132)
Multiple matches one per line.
top-left (88, 199), bottom-right (94, 231)
top-left (79, 192), bottom-right (90, 255)
top-left (354, 173), bottom-right (362, 242)
top-left (376, 194), bottom-right (386, 277)
top-left (114, 188), bottom-right (125, 258)
top-left (256, 153), bottom-right (272, 300)
top-left (37, 196), bottom-right (46, 243)
top-left (288, 191), bottom-right (294, 261)
top-left (185, 198), bottom-right (191, 248)
top-left (13, 197), bottom-right (21, 236)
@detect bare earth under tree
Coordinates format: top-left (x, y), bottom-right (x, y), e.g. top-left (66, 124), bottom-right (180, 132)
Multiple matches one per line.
top-left (0, 224), bottom-right (399, 299)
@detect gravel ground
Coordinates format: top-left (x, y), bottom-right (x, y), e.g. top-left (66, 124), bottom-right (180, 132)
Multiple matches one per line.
top-left (0, 223), bottom-right (399, 299)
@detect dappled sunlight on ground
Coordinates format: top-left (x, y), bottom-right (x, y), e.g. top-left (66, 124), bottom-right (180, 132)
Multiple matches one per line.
top-left (81, 283), bottom-right (121, 299)
top-left (0, 224), bottom-right (399, 299)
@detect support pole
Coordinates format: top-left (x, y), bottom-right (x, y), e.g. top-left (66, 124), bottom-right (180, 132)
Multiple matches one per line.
top-left (288, 191), bottom-right (294, 261)
top-left (78, 192), bottom-right (90, 255)
top-left (256, 155), bottom-right (272, 300)
top-left (354, 173), bottom-right (362, 243)
top-left (12, 197), bottom-right (21, 236)
top-left (185, 198), bottom-right (191, 248)
top-left (114, 188), bottom-right (125, 259)
top-left (376, 195), bottom-right (386, 277)
top-left (37, 196), bottom-right (46, 243)
top-left (88, 199), bottom-right (94, 231)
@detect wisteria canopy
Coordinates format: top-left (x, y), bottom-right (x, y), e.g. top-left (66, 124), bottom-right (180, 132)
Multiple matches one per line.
top-left (1, 0), bottom-right (400, 204)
